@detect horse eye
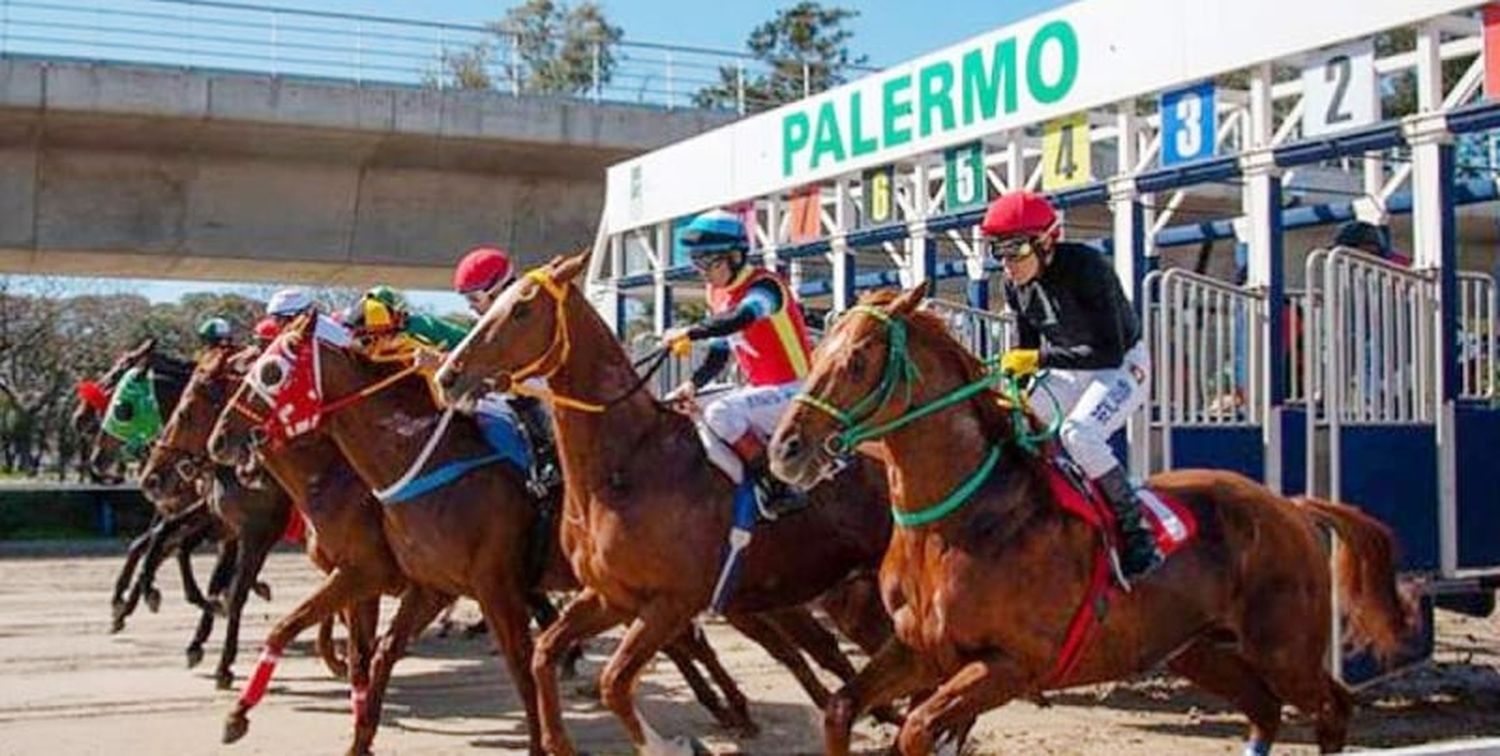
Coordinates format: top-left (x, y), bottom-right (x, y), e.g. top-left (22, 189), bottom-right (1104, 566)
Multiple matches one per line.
top-left (114, 403), bottom-right (134, 422)
top-left (512, 302), bottom-right (528, 320)
top-left (849, 353), bottom-right (867, 380)
top-left (259, 361), bottom-right (285, 388)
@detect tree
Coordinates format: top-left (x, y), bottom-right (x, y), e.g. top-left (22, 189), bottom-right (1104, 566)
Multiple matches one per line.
top-left (429, 1), bottom-right (624, 95)
top-left (694, 2), bottom-right (868, 112)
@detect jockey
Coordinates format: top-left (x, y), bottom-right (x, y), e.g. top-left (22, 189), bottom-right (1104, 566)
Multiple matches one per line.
top-left (982, 191), bottom-right (1162, 583)
top-left (452, 245), bottom-right (517, 317)
top-left (265, 287), bottom-right (315, 326)
top-left (663, 209), bottom-right (814, 520)
top-left (196, 317), bottom-right (236, 349)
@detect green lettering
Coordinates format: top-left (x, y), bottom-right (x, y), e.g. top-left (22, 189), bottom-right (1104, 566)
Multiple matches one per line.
top-left (962, 39), bottom-right (1018, 125)
top-left (782, 111), bottom-right (812, 177)
top-left (849, 91), bottom-right (879, 157)
top-left (882, 74), bottom-right (914, 149)
top-left (918, 61), bottom-right (956, 137)
top-left (1027, 20), bottom-right (1079, 105)
top-left (809, 101), bottom-right (846, 170)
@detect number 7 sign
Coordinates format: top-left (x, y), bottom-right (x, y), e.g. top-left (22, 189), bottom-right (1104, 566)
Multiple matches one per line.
top-left (1302, 40), bottom-right (1377, 137)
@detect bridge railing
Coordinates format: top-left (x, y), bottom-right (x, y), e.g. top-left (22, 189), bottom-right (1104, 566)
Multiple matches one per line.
top-left (0, 0), bottom-right (876, 113)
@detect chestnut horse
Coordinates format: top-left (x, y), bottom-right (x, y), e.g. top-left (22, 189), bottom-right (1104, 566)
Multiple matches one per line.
top-left (208, 314), bottom-right (767, 754)
top-left (435, 254), bottom-right (901, 755)
top-left (144, 344), bottom-right (396, 741)
top-left (768, 287), bottom-right (1416, 755)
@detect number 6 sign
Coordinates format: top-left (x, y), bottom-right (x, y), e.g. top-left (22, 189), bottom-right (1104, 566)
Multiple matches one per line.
top-left (1302, 39), bottom-right (1377, 137)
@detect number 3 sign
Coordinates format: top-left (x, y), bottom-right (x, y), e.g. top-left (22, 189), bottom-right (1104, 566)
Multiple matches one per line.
top-left (1301, 39), bottom-right (1377, 137)
top-left (1161, 82), bottom-right (1217, 166)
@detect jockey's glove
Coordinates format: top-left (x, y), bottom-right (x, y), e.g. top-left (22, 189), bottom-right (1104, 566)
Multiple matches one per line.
top-left (1000, 348), bottom-right (1040, 377)
top-left (664, 328), bottom-right (694, 357)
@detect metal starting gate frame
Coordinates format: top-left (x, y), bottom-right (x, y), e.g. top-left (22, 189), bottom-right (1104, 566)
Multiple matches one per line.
top-left (588, 0), bottom-right (1500, 685)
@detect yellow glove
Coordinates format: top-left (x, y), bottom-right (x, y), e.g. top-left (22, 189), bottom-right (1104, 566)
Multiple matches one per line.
top-left (663, 327), bottom-right (693, 357)
top-left (1000, 349), bottom-right (1040, 376)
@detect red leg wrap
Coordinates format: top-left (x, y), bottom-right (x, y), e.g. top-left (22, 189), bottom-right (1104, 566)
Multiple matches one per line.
top-left (237, 646), bottom-right (283, 709)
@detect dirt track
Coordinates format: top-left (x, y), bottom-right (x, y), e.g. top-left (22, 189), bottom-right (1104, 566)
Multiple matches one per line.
top-left (1, 551), bottom-right (1498, 755)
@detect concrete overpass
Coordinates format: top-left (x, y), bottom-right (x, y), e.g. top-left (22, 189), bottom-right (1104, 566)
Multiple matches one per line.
top-left (0, 57), bottom-right (733, 288)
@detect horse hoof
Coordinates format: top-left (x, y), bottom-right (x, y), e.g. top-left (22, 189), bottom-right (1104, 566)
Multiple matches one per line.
top-left (216, 670), bottom-right (235, 690)
top-left (690, 738), bottom-right (711, 756)
top-left (109, 616), bottom-right (126, 635)
top-left (210, 599), bottom-right (227, 617)
top-left (252, 582), bottom-right (272, 602)
top-left (186, 645), bottom-right (204, 669)
top-left (223, 711), bottom-right (250, 744)
top-left (732, 719), bottom-right (760, 740)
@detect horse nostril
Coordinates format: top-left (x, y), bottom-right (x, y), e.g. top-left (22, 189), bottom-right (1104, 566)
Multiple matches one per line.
top-left (141, 473), bottom-right (159, 495)
top-left (781, 434), bottom-right (804, 460)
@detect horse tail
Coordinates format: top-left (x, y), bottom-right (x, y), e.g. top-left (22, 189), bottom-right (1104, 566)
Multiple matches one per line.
top-left (1292, 496), bottom-right (1417, 662)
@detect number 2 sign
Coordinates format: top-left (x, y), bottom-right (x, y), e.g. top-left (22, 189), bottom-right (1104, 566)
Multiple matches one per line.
top-left (1301, 40), bottom-right (1377, 137)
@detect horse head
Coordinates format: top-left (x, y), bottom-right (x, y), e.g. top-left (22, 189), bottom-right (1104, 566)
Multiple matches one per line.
top-left (436, 251), bottom-right (591, 407)
top-left (771, 284), bottom-right (1008, 494)
top-left (141, 345), bottom-right (247, 511)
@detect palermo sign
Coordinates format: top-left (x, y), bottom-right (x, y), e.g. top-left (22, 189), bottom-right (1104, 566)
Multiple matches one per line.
top-left (603, 0), bottom-right (1480, 234)
top-left (780, 20), bottom-right (1079, 179)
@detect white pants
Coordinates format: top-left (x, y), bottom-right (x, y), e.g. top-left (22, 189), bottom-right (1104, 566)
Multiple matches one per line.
top-left (1028, 342), bottom-right (1150, 480)
top-left (698, 380), bottom-right (803, 484)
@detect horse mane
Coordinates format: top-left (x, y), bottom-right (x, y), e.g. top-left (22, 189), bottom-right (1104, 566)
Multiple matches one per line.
top-left (853, 291), bottom-right (1013, 442)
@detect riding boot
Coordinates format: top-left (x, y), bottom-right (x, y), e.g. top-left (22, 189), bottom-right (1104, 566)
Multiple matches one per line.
top-left (512, 396), bottom-right (559, 495)
top-left (1095, 467), bottom-right (1163, 586)
top-left (728, 432), bottom-right (808, 520)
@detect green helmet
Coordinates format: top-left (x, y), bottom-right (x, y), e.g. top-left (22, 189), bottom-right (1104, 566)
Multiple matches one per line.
top-left (365, 285), bottom-right (406, 311)
top-left (197, 317), bottom-right (233, 344)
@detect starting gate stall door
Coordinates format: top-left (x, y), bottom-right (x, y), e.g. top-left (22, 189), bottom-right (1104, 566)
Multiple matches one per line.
top-left (1141, 269), bottom-right (1267, 481)
top-left (1304, 247), bottom-right (1439, 572)
top-left (1456, 271), bottom-right (1500, 570)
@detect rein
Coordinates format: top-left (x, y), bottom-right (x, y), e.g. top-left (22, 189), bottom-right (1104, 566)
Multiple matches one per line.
top-left (497, 269), bottom-right (671, 413)
top-left (797, 304), bottom-right (1062, 527)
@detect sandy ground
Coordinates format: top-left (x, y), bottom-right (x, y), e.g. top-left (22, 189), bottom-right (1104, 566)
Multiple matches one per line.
top-left (1, 552), bottom-right (1498, 755)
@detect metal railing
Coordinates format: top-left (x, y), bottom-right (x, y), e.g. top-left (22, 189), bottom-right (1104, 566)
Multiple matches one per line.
top-left (1458, 270), bottom-right (1496, 401)
top-left (924, 299), bottom-right (1015, 362)
top-left (1304, 247), bottom-right (1436, 426)
top-left (0, 0), bottom-right (877, 113)
top-left (1142, 268), bottom-right (1265, 430)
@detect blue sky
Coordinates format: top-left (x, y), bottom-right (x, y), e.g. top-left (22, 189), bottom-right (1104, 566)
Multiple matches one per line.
top-left (20, 0), bottom-right (1069, 311)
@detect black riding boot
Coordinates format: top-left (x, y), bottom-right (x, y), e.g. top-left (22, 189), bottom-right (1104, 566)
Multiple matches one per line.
top-left (1095, 467), bottom-right (1163, 586)
top-left (745, 456), bottom-right (809, 520)
top-left (512, 396), bottom-right (559, 495)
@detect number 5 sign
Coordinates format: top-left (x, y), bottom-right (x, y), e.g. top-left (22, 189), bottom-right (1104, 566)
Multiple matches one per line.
top-left (1302, 40), bottom-right (1377, 137)
top-left (1161, 82), bottom-right (1217, 166)
top-left (1042, 112), bottom-right (1091, 191)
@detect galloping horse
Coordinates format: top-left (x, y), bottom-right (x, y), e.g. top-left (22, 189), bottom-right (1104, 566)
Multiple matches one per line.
top-left (768, 287), bottom-right (1416, 755)
top-left (435, 253), bottom-right (901, 755)
top-left (208, 313), bottom-right (765, 754)
top-left (145, 344), bottom-right (402, 741)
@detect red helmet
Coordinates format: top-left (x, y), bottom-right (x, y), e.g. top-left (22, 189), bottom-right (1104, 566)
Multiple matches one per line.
top-left (452, 246), bottom-right (515, 294)
top-left (253, 316), bottom-right (281, 342)
top-left (980, 191), bottom-right (1060, 239)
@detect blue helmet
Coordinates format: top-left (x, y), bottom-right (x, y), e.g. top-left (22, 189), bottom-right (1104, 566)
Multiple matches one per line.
top-left (681, 210), bottom-right (748, 259)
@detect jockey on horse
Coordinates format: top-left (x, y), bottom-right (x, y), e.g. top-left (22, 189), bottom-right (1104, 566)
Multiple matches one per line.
top-left (662, 209), bottom-right (815, 521)
top-left (338, 248), bottom-right (559, 495)
top-left (983, 190), bottom-right (1162, 584)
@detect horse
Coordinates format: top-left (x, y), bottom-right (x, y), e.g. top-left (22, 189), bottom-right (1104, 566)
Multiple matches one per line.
top-left (144, 344), bottom-right (403, 740)
top-left (134, 347), bottom-right (294, 689)
top-left (75, 339), bottom-right (232, 633)
top-left (766, 286), bottom-right (1417, 755)
top-left (434, 253), bottom-right (901, 755)
top-left (207, 313), bottom-right (767, 754)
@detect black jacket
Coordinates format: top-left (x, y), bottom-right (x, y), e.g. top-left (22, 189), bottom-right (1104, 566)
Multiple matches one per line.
top-left (1002, 242), bottom-right (1141, 370)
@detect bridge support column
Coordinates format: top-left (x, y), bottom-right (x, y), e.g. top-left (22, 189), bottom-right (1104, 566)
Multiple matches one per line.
top-left (906, 223), bottom-right (937, 291)
top-left (1242, 158), bottom-right (1285, 493)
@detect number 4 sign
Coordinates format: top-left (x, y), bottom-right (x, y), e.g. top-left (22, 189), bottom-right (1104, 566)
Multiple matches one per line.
top-left (1042, 112), bottom-right (1091, 191)
top-left (1302, 39), bottom-right (1377, 137)
top-left (1161, 82), bottom-right (1217, 166)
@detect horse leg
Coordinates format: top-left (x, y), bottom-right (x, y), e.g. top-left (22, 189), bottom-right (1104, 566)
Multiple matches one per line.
top-left (175, 516), bottom-right (215, 612)
top-left (213, 528), bottom-right (277, 690)
top-left (139, 505), bottom-right (205, 614)
top-left (346, 596), bottom-right (380, 727)
top-left (761, 606), bottom-right (902, 726)
top-left (476, 580), bottom-right (544, 755)
top-left (894, 650), bottom-right (1029, 756)
top-left (727, 611), bottom-right (832, 709)
top-left (352, 587), bottom-right (449, 756)
top-left (597, 599), bottom-right (705, 755)
top-left (110, 516), bottom-right (158, 622)
top-left (533, 588), bottom-right (627, 756)
top-left (527, 591), bottom-right (583, 679)
top-left (114, 516), bottom-right (172, 629)
top-left (187, 537), bottom-right (237, 668)
top-left (315, 615), bottom-right (347, 680)
top-left (817, 572), bottom-right (893, 657)
top-left (826, 638), bottom-right (934, 756)
top-left (1239, 594), bottom-right (1353, 753)
top-left (661, 623), bottom-right (757, 737)
top-left (223, 566), bottom-right (373, 742)
top-left (1167, 641), bottom-right (1283, 754)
